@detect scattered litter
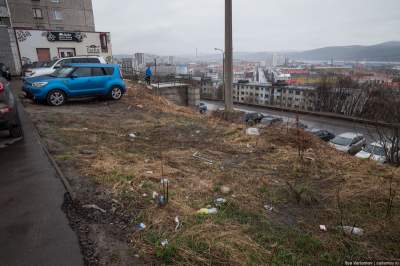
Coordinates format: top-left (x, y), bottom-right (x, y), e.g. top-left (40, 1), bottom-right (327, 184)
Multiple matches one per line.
top-left (82, 204), bottom-right (106, 213)
top-left (152, 191), bottom-right (159, 199)
top-left (305, 157), bottom-right (315, 161)
top-left (264, 204), bottom-right (274, 212)
top-left (112, 199), bottom-right (120, 204)
top-left (134, 254), bottom-right (140, 258)
top-left (137, 104), bottom-right (144, 109)
top-left (215, 198), bottom-right (227, 206)
top-left (80, 149), bottom-right (96, 155)
top-left (157, 195), bottom-right (167, 206)
top-left (135, 223), bottom-right (146, 231)
top-left (138, 181), bottom-right (145, 188)
top-left (246, 127), bottom-right (260, 136)
top-left (197, 208), bottom-right (218, 215)
top-left (338, 226), bottom-right (364, 236)
top-left (192, 151), bottom-right (214, 165)
top-left (127, 105), bottom-right (132, 110)
top-left (129, 133), bottom-right (137, 139)
top-left (220, 186), bottom-right (231, 194)
top-left (82, 128), bottom-right (89, 131)
top-left (145, 170), bottom-right (154, 175)
top-left (161, 239), bottom-right (169, 247)
top-left (142, 193), bottom-right (148, 197)
top-left (175, 216), bottom-right (181, 231)
top-left (195, 130), bottom-right (201, 134)
top-left (320, 225), bottom-right (327, 231)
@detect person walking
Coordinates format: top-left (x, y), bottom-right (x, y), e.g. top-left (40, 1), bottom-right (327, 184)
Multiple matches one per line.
top-left (145, 66), bottom-right (152, 85)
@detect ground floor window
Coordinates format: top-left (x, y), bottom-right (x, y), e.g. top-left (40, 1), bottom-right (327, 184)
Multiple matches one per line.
top-left (58, 48), bottom-right (76, 58)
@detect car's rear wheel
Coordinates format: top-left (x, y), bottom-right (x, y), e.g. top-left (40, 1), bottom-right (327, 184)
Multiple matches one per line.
top-left (47, 90), bottom-right (66, 106)
top-left (109, 86), bottom-right (123, 100)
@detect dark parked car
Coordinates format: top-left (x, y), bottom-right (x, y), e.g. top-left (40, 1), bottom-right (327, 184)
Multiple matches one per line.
top-left (244, 112), bottom-right (264, 125)
top-left (0, 63), bottom-right (11, 81)
top-left (309, 128), bottom-right (335, 141)
top-left (0, 78), bottom-right (22, 138)
top-left (260, 116), bottom-right (283, 126)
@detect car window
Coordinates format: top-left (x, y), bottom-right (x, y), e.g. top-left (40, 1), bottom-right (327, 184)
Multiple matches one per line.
top-left (351, 137), bottom-right (362, 145)
top-left (72, 67), bottom-right (92, 77)
top-left (72, 58), bottom-right (85, 63)
top-left (87, 58), bottom-right (100, 63)
top-left (50, 67), bottom-right (75, 78)
top-left (103, 68), bottom-right (114, 75)
top-left (92, 67), bottom-right (105, 76)
top-left (59, 59), bottom-right (73, 66)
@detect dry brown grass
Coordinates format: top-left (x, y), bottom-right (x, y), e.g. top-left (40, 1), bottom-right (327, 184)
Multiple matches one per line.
top-left (25, 82), bottom-right (400, 265)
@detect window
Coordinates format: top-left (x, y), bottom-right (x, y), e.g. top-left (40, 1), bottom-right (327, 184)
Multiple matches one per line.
top-left (33, 8), bottom-right (43, 19)
top-left (72, 67), bottom-right (92, 77)
top-left (92, 67), bottom-right (105, 76)
top-left (86, 58), bottom-right (101, 63)
top-left (53, 10), bottom-right (63, 20)
top-left (51, 0), bottom-right (61, 3)
top-left (58, 58), bottom-right (73, 66)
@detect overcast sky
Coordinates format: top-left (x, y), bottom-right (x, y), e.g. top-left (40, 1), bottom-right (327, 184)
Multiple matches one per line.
top-left (92, 0), bottom-right (400, 56)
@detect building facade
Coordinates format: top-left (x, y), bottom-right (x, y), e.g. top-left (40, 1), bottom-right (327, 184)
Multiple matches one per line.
top-left (7, 0), bottom-right (95, 31)
top-left (0, 0), bottom-right (111, 75)
top-left (0, 0), bottom-right (21, 74)
top-left (233, 82), bottom-right (316, 111)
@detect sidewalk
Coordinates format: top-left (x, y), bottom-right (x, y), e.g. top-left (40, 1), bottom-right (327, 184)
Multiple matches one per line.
top-left (0, 83), bottom-right (83, 266)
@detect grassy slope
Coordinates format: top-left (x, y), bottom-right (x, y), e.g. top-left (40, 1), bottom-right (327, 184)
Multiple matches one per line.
top-left (28, 83), bottom-right (399, 265)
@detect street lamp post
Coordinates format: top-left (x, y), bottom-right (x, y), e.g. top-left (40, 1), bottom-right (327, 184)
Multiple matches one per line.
top-left (215, 48), bottom-right (224, 100)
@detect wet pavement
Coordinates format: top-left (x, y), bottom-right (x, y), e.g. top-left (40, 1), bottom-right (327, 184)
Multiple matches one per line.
top-left (0, 93), bottom-right (83, 265)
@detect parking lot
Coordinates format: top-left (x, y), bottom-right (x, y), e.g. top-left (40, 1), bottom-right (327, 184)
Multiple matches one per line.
top-left (203, 100), bottom-right (378, 142)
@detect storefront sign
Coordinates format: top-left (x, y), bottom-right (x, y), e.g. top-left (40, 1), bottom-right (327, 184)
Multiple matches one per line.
top-left (47, 32), bottom-right (83, 42)
top-left (87, 45), bottom-right (100, 54)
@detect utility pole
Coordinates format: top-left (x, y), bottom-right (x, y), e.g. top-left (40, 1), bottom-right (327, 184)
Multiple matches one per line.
top-left (224, 0), bottom-right (233, 111)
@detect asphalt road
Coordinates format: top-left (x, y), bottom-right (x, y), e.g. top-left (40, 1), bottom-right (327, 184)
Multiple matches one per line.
top-left (0, 94), bottom-right (83, 265)
top-left (203, 100), bottom-right (378, 142)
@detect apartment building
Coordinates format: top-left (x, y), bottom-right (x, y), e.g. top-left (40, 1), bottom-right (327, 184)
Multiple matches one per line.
top-left (0, 0), bottom-right (112, 75)
top-left (7, 0), bottom-right (95, 31)
top-left (0, 0), bottom-right (21, 74)
top-left (233, 82), bottom-right (316, 111)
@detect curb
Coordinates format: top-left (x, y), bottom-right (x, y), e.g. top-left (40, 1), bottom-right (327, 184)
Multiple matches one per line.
top-left (15, 95), bottom-right (77, 202)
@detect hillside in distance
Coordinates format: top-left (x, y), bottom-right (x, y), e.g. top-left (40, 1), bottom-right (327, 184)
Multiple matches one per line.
top-left (288, 41), bottom-right (400, 62)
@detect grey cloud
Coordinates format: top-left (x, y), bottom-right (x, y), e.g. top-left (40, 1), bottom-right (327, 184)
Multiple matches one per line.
top-left (92, 0), bottom-right (400, 55)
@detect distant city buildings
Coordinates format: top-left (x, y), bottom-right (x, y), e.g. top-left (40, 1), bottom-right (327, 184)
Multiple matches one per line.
top-left (134, 52), bottom-right (145, 67)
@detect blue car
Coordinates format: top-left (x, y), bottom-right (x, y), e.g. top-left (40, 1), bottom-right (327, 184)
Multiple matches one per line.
top-left (23, 63), bottom-right (126, 106)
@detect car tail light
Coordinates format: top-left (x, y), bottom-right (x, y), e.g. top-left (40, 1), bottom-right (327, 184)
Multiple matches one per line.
top-left (0, 106), bottom-right (12, 114)
top-left (0, 82), bottom-right (4, 93)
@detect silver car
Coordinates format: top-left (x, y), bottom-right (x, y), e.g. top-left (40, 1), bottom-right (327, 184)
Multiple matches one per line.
top-left (329, 132), bottom-right (366, 155)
